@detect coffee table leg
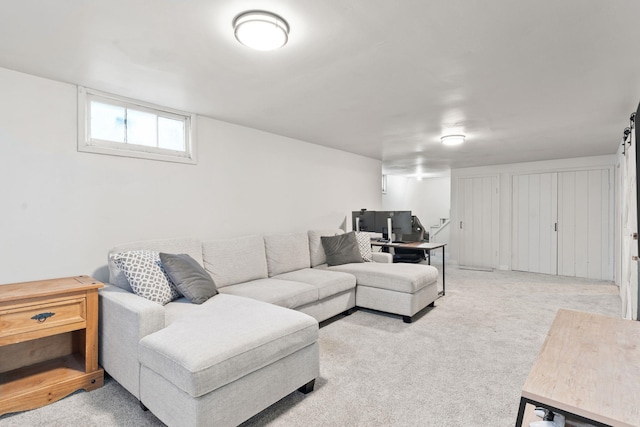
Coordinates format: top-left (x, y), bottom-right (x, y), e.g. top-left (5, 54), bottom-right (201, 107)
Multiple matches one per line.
top-left (515, 397), bottom-right (527, 427)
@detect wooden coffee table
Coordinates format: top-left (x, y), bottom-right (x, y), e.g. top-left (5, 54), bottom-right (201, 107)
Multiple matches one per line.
top-left (516, 309), bottom-right (640, 427)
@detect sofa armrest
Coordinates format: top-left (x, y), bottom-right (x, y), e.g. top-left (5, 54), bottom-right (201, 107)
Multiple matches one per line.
top-left (372, 252), bottom-right (393, 263)
top-left (99, 284), bottom-right (165, 399)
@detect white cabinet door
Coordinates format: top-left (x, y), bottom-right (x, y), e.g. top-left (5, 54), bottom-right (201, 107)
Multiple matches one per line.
top-left (557, 169), bottom-right (612, 280)
top-left (512, 173), bottom-right (558, 274)
top-left (458, 175), bottom-right (498, 269)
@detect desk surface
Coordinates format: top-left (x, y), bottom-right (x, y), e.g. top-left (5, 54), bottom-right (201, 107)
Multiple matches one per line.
top-left (521, 309), bottom-right (640, 427)
top-left (370, 241), bottom-right (446, 250)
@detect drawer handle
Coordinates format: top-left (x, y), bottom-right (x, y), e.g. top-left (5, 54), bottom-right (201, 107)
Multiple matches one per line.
top-left (31, 312), bottom-right (55, 323)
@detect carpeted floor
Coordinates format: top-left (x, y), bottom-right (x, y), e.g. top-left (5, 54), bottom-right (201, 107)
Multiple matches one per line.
top-left (0, 263), bottom-right (621, 427)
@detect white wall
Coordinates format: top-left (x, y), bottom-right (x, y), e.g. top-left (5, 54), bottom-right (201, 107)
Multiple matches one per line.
top-left (0, 67), bottom-right (382, 284)
top-left (382, 175), bottom-right (451, 231)
top-left (450, 155), bottom-right (616, 275)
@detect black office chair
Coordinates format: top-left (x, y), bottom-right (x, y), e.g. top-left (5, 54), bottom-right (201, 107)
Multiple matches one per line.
top-left (393, 216), bottom-right (428, 263)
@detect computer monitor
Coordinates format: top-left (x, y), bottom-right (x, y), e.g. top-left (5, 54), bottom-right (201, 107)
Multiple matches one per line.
top-left (374, 211), bottom-right (412, 238)
top-left (351, 210), bottom-right (376, 232)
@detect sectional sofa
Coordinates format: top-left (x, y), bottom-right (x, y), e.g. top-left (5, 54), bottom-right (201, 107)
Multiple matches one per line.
top-left (98, 230), bottom-right (439, 427)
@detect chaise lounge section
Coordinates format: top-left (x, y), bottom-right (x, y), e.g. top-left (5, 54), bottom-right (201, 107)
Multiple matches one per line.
top-left (138, 294), bottom-right (318, 427)
top-left (308, 229), bottom-right (439, 323)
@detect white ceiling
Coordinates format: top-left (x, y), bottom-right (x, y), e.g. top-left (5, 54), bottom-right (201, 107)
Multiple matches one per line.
top-left (1, 1), bottom-right (639, 177)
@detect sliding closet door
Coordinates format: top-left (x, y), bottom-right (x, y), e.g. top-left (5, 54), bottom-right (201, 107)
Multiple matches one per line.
top-left (557, 170), bottom-right (612, 280)
top-left (512, 173), bottom-right (558, 274)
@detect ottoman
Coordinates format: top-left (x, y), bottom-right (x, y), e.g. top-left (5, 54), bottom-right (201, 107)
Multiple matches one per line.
top-left (138, 294), bottom-right (319, 427)
top-left (329, 263), bottom-right (439, 323)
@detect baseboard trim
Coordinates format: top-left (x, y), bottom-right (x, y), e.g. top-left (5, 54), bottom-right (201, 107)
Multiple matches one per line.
top-left (458, 266), bottom-right (493, 272)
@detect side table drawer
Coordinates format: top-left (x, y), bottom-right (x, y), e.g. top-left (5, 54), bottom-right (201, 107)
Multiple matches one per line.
top-left (0, 297), bottom-right (86, 339)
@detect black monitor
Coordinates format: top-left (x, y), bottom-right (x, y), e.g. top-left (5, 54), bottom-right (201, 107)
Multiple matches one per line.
top-left (351, 210), bottom-right (376, 232)
top-left (374, 211), bottom-right (412, 237)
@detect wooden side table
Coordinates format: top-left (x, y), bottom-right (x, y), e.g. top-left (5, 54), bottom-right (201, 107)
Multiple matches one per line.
top-left (0, 276), bottom-right (104, 416)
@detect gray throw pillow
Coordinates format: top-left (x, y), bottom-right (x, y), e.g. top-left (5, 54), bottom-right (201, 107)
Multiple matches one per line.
top-left (321, 232), bottom-right (364, 266)
top-left (159, 253), bottom-right (218, 304)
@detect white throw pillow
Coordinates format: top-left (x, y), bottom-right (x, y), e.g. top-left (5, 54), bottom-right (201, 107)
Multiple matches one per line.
top-left (110, 250), bottom-right (181, 305)
top-left (355, 232), bottom-right (373, 262)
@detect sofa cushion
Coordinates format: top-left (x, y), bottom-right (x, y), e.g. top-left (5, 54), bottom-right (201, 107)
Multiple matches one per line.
top-left (163, 297), bottom-right (198, 326)
top-left (321, 232), bottom-right (364, 266)
top-left (218, 278), bottom-right (318, 309)
top-left (264, 233), bottom-right (310, 277)
top-left (138, 294), bottom-right (318, 398)
top-left (110, 250), bottom-right (181, 305)
top-left (108, 238), bottom-right (203, 292)
top-left (308, 229), bottom-right (344, 267)
top-left (274, 268), bottom-right (356, 300)
top-left (202, 235), bottom-right (268, 288)
top-left (160, 253), bottom-right (218, 304)
top-left (328, 263), bottom-right (439, 293)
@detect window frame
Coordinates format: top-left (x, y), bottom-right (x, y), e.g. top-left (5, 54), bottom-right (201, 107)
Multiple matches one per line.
top-left (77, 86), bottom-right (197, 164)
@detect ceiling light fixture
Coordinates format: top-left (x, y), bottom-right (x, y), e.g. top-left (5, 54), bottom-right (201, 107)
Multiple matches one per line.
top-left (441, 134), bottom-right (465, 146)
top-left (233, 11), bottom-right (289, 51)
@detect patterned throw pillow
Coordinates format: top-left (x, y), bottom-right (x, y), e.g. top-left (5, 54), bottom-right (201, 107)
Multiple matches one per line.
top-left (355, 231), bottom-right (373, 262)
top-left (110, 250), bottom-right (181, 305)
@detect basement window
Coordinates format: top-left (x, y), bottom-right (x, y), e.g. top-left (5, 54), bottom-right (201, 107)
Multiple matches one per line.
top-left (77, 87), bottom-right (197, 164)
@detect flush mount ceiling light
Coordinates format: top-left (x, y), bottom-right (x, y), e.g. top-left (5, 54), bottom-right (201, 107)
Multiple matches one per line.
top-left (441, 134), bottom-right (465, 146)
top-left (233, 11), bottom-right (289, 51)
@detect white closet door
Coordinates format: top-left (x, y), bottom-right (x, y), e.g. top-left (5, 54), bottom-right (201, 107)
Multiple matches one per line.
top-left (557, 170), bottom-right (611, 280)
top-left (512, 173), bottom-right (557, 274)
top-left (458, 175), bottom-right (498, 269)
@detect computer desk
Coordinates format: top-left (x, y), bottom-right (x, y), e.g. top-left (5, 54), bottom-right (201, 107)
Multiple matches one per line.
top-left (370, 241), bottom-right (446, 296)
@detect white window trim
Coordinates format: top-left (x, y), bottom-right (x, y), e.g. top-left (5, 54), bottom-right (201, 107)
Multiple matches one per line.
top-left (77, 86), bottom-right (197, 164)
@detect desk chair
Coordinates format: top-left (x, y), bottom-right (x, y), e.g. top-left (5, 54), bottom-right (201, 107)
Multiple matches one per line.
top-left (394, 216), bottom-right (428, 263)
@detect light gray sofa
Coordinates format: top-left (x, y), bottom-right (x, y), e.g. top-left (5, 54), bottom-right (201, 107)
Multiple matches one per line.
top-left (99, 230), bottom-right (439, 427)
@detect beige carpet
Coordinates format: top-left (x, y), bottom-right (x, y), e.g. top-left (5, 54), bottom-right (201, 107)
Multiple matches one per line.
top-left (0, 264), bottom-right (621, 427)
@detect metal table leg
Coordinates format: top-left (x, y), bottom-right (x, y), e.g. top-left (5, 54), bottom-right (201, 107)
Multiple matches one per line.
top-left (441, 245), bottom-right (445, 296)
top-left (515, 397), bottom-right (527, 426)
